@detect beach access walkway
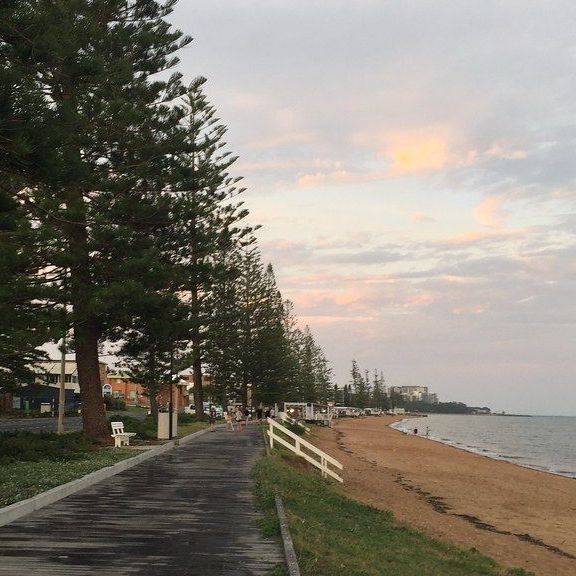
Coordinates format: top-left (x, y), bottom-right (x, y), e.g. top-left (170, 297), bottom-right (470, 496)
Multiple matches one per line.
top-left (0, 425), bottom-right (283, 576)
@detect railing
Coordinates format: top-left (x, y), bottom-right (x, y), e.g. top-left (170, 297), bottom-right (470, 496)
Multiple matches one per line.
top-left (267, 418), bottom-right (343, 483)
top-left (277, 411), bottom-right (311, 433)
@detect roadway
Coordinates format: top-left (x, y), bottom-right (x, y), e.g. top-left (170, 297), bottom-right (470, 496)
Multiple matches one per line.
top-left (0, 410), bottom-right (147, 434)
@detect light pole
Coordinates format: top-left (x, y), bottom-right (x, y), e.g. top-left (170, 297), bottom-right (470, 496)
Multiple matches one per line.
top-left (57, 331), bottom-right (66, 435)
top-left (168, 346), bottom-right (174, 440)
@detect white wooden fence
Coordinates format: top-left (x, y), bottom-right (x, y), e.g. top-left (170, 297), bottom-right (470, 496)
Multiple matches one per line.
top-left (267, 417), bottom-right (343, 483)
top-left (277, 411), bottom-right (311, 433)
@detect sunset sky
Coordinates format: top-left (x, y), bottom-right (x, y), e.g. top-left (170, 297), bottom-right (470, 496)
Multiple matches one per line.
top-left (171, 1), bottom-right (576, 415)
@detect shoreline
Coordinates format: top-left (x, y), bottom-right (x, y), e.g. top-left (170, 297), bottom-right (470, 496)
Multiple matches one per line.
top-left (312, 416), bottom-right (576, 576)
top-left (389, 416), bottom-right (576, 480)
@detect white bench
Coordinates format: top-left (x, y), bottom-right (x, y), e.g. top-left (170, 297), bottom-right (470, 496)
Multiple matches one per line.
top-left (110, 421), bottom-right (137, 448)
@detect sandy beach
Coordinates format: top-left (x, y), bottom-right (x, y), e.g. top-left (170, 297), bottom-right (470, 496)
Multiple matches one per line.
top-left (312, 416), bottom-right (576, 576)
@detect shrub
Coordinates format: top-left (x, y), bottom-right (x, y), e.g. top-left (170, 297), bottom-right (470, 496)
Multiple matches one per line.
top-left (178, 413), bottom-right (195, 424)
top-left (104, 397), bottom-right (126, 411)
top-left (0, 431), bottom-right (95, 465)
top-left (108, 414), bottom-right (156, 439)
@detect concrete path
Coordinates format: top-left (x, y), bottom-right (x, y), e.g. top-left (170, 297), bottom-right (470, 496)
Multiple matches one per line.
top-left (0, 426), bottom-right (283, 575)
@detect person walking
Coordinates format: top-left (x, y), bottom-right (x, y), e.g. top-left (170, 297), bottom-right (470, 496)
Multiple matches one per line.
top-left (224, 409), bottom-right (235, 432)
top-left (256, 402), bottom-right (263, 424)
top-left (209, 406), bottom-right (217, 432)
top-left (244, 406), bottom-right (251, 428)
top-left (235, 406), bottom-right (244, 432)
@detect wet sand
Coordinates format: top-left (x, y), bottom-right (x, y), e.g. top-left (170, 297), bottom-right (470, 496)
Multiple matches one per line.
top-left (312, 416), bottom-right (576, 576)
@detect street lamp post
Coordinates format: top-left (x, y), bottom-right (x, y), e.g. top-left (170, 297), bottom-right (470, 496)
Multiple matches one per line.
top-left (168, 346), bottom-right (174, 440)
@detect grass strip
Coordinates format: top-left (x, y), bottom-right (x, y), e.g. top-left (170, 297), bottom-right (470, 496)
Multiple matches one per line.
top-left (252, 452), bottom-right (534, 576)
top-left (177, 420), bottom-right (210, 437)
top-left (0, 448), bottom-right (137, 507)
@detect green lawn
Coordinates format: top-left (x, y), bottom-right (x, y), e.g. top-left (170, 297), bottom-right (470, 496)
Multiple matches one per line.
top-left (177, 420), bottom-right (210, 437)
top-left (252, 454), bottom-right (534, 576)
top-left (0, 420), bottom-right (210, 508)
top-left (0, 447), bottom-right (137, 507)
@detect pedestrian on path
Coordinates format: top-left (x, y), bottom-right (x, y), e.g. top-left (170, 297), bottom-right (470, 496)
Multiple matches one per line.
top-left (256, 402), bottom-right (263, 424)
top-left (244, 406), bottom-right (251, 427)
top-left (235, 406), bottom-right (244, 432)
top-left (209, 406), bottom-right (217, 432)
top-left (224, 409), bottom-right (235, 431)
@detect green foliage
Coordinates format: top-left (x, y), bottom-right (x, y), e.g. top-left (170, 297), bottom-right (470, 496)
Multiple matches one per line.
top-left (404, 401), bottom-right (473, 414)
top-left (0, 448), bottom-right (136, 507)
top-left (207, 249), bottom-right (334, 406)
top-left (108, 414), bottom-right (156, 440)
top-left (177, 412), bottom-right (195, 424)
top-left (253, 454), bottom-right (528, 576)
top-left (1, 0), bottom-right (336, 434)
top-left (104, 397), bottom-right (127, 411)
top-left (0, 431), bottom-right (95, 465)
top-left (0, 0), bottom-right (191, 440)
top-left (350, 360), bottom-right (370, 408)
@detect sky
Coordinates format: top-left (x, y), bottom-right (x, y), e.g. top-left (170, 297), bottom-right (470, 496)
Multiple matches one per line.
top-left (169, 1), bottom-right (576, 415)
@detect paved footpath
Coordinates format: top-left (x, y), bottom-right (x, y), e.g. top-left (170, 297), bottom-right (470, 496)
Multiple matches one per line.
top-left (0, 426), bottom-right (283, 576)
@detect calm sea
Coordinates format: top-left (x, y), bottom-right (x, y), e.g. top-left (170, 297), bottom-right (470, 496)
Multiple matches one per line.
top-left (391, 414), bottom-right (576, 478)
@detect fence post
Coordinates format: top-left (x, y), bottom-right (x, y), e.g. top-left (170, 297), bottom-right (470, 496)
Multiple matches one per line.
top-left (269, 420), bottom-right (274, 449)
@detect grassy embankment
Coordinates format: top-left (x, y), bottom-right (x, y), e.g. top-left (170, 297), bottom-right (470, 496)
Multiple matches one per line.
top-left (253, 452), bottom-right (534, 576)
top-left (0, 416), bottom-right (209, 508)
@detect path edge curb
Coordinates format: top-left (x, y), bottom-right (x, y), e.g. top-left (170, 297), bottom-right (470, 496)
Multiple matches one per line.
top-left (0, 426), bottom-right (210, 528)
top-left (262, 425), bottom-right (301, 576)
top-left (274, 494), bottom-right (302, 576)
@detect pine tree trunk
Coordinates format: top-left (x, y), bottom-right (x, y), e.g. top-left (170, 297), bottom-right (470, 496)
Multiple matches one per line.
top-left (148, 352), bottom-right (159, 422)
top-left (190, 278), bottom-right (204, 417)
top-left (74, 317), bottom-right (109, 444)
top-left (242, 369), bottom-right (249, 407)
top-left (192, 345), bottom-right (204, 418)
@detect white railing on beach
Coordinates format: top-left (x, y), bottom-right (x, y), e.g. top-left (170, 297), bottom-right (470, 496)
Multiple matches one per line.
top-left (267, 417), bottom-right (343, 483)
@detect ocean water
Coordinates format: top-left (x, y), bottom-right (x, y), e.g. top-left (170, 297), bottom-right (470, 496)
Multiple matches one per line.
top-left (391, 414), bottom-right (576, 478)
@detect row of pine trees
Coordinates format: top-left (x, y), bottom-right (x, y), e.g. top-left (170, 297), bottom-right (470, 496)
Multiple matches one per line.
top-left (0, 1), bottom-right (332, 443)
top-left (345, 360), bottom-right (393, 410)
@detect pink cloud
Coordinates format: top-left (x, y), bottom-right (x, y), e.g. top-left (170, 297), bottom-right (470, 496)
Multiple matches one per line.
top-left (474, 196), bottom-right (509, 228)
top-left (440, 228), bottom-right (527, 246)
top-left (451, 305), bottom-right (486, 315)
top-left (410, 211), bottom-right (436, 224)
top-left (383, 134), bottom-right (450, 176)
top-left (485, 144), bottom-right (527, 160)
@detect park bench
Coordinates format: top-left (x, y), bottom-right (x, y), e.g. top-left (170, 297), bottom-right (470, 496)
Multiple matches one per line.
top-left (110, 421), bottom-right (137, 448)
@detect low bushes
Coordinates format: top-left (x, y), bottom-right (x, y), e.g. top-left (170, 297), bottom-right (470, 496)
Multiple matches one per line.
top-left (104, 397), bottom-right (127, 411)
top-left (107, 414), bottom-right (156, 439)
top-left (0, 431), bottom-right (95, 465)
top-left (178, 412), bottom-right (195, 425)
